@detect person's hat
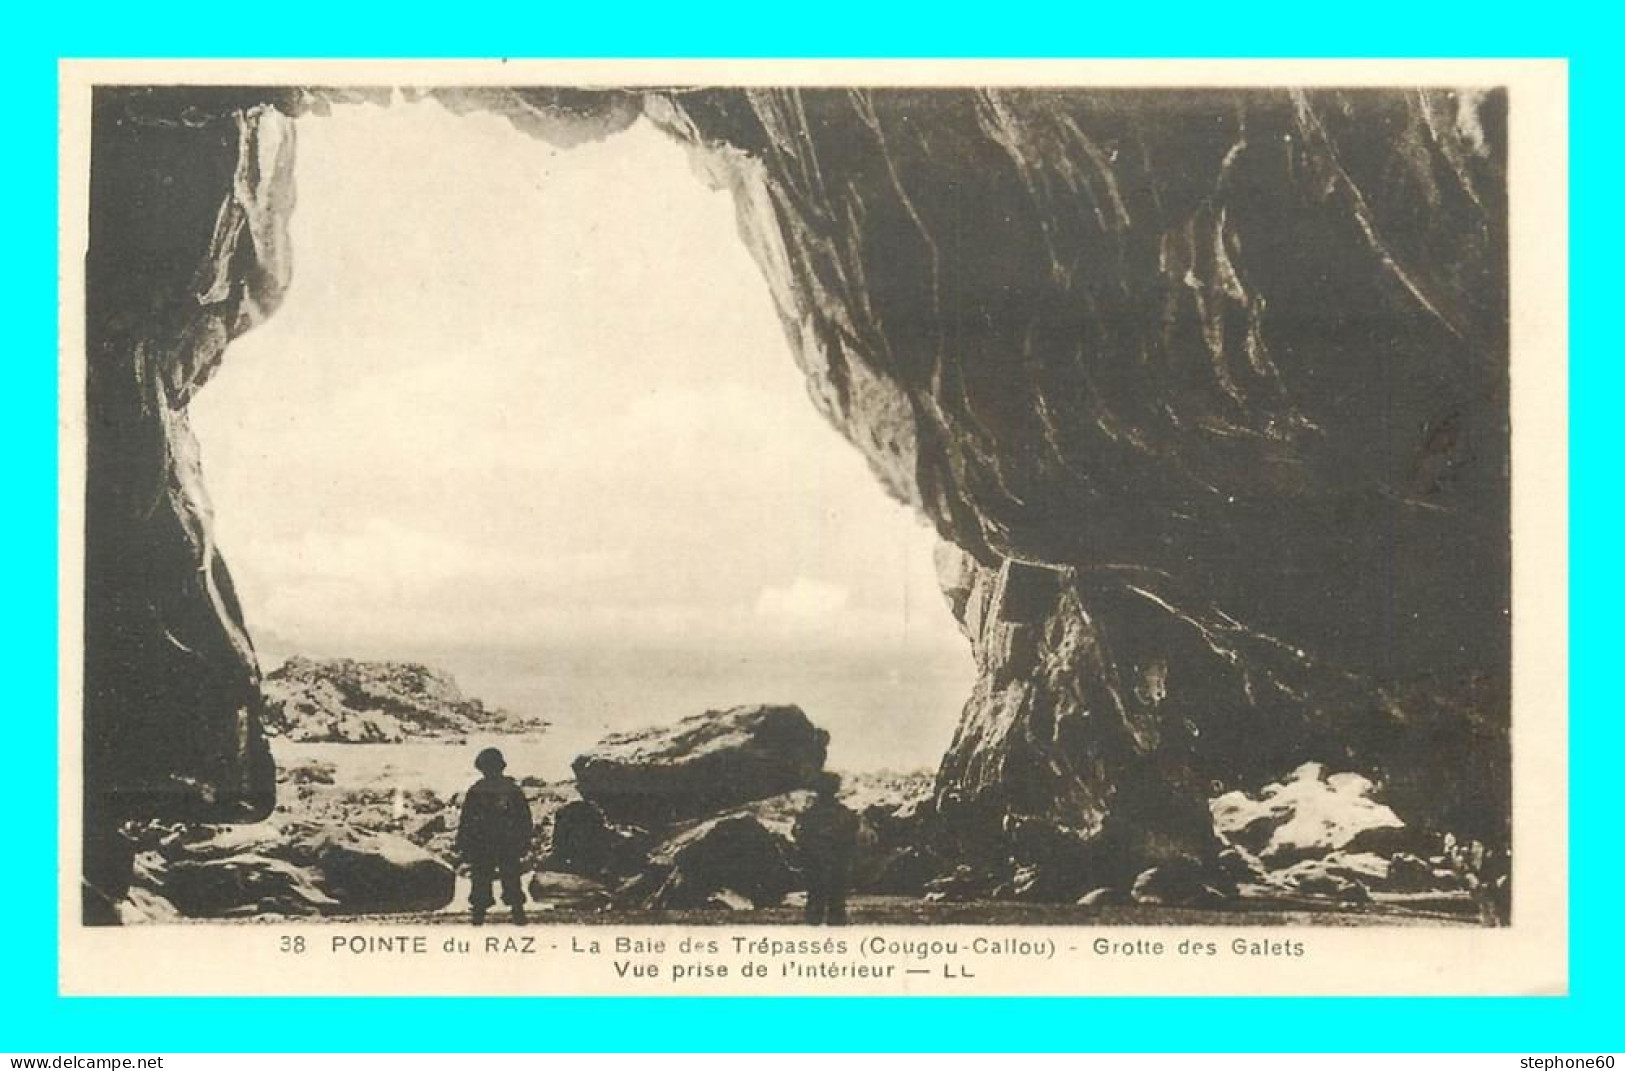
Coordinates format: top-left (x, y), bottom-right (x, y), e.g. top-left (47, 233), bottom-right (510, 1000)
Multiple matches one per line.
top-left (474, 747), bottom-right (507, 775)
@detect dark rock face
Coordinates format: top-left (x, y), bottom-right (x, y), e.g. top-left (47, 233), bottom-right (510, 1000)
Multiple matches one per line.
top-left (83, 85), bottom-right (1509, 907)
top-left (923, 865), bottom-right (1002, 904)
top-left (115, 885), bottom-right (184, 925)
top-left (541, 800), bottom-right (652, 879)
top-left (261, 657), bottom-right (543, 742)
top-left (84, 94), bottom-right (292, 849)
top-left (868, 846), bottom-right (948, 896)
top-left (572, 705), bottom-right (829, 825)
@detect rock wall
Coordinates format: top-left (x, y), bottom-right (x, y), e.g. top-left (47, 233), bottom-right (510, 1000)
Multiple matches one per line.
top-left (82, 86), bottom-right (1510, 904)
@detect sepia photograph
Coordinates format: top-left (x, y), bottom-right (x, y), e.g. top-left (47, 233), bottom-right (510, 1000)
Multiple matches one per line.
top-left (57, 59), bottom-right (1568, 996)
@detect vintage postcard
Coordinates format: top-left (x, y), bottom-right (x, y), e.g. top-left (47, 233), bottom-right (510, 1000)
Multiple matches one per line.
top-left (57, 58), bottom-right (1568, 996)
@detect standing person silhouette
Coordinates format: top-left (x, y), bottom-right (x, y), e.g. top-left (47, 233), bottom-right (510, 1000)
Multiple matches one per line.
top-left (793, 772), bottom-right (860, 925)
top-left (455, 747), bottom-right (534, 926)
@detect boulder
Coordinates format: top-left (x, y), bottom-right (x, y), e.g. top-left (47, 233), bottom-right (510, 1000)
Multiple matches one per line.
top-left (127, 820), bottom-right (454, 918)
top-left (613, 867), bottom-right (672, 909)
top-left (707, 889), bottom-right (755, 911)
top-left (923, 865), bottom-right (1004, 904)
top-left (1385, 851), bottom-right (1466, 893)
top-left (1387, 852), bottom-right (1437, 891)
top-left (155, 822), bottom-right (294, 863)
top-left (1216, 846), bottom-right (1268, 883)
top-left (307, 829), bottom-right (456, 915)
top-left (573, 705), bottom-right (829, 824)
top-left (643, 815), bottom-right (797, 910)
top-left (1001, 813), bottom-right (1118, 890)
top-left (408, 812), bottom-right (449, 841)
top-left (729, 789), bottom-right (818, 839)
top-left (1269, 856), bottom-right (1376, 901)
top-left (1319, 851), bottom-right (1390, 885)
top-left (1130, 862), bottom-right (1227, 908)
top-left (526, 870), bottom-right (612, 911)
top-left (1344, 823), bottom-right (1435, 858)
top-left (85, 89), bottom-right (1509, 918)
top-left (115, 886), bottom-right (183, 924)
top-left (866, 846), bottom-right (948, 896)
top-left (282, 759), bottom-right (336, 786)
top-left (936, 558), bottom-right (1237, 872)
top-left (1210, 763), bottom-right (1407, 866)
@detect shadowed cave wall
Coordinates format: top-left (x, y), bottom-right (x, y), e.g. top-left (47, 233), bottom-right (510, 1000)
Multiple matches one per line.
top-left (83, 85), bottom-right (1510, 900)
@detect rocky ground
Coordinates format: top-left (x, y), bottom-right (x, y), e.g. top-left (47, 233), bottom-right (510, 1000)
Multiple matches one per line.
top-left (109, 691), bottom-right (1502, 927)
top-left (89, 89), bottom-right (1511, 920)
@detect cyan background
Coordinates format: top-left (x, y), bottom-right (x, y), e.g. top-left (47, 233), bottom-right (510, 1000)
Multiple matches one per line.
top-left (8, 1), bottom-right (1607, 1050)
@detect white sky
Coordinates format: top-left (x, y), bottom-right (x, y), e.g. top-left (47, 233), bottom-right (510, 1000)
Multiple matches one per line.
top-left (190, 98), bottom-right (969, 673)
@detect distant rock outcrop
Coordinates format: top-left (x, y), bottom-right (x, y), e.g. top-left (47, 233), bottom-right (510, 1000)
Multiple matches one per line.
top-left (1210, 762), bottom-right (1406, 866)
top-left (260, 657), bottom-right (544, 742)
top-left (572, 704), bottom-right (829, 825)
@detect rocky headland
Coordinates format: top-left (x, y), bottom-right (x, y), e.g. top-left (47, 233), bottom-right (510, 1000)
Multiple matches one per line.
top-left (86, 88), bottom-right (1511, 920)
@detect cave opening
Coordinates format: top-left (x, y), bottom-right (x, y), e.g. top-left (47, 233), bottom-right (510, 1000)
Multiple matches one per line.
top-left (187, 94), bottom-right (975, 794)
